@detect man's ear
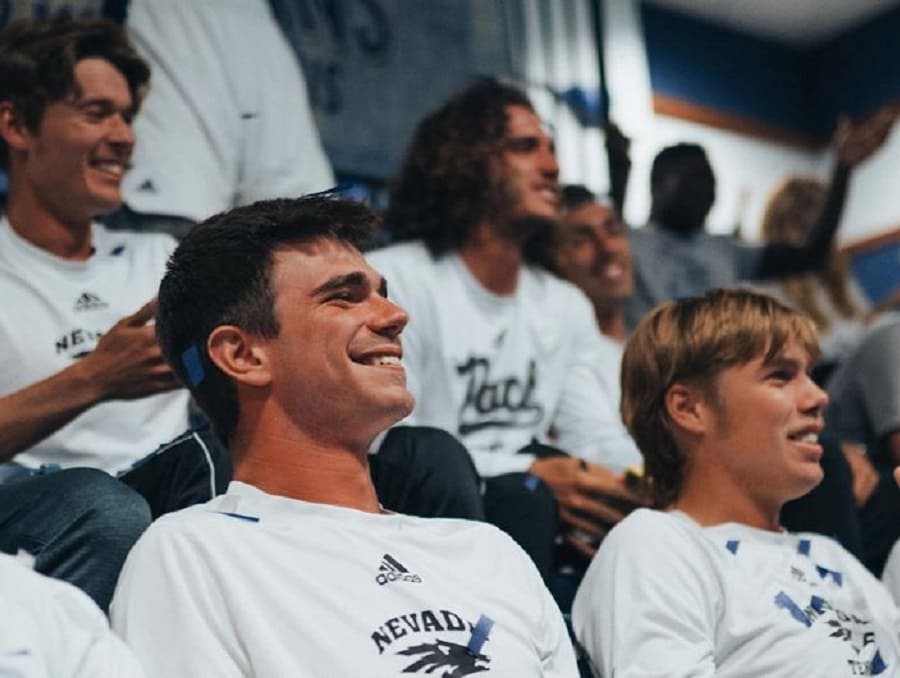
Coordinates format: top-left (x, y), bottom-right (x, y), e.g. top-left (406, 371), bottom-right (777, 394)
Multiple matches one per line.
top-left (664, 382), bottom-right (709, 436)
top-left (0, 102), bottom-right (32, 154)
top-left (207, 325), bottom-right (272, 387)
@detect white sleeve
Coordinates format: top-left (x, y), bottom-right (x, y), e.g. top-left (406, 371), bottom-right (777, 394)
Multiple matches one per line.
top-left (111, 523), bottom-right (247, 678)
top-left (553, 292), bottom-right (641, 472)
top-left (573, 512), bottom-right (717, 678)
top-left (0, 554), bottom-right (146, 678)
top-left (536, 575), bottom-right (580, 677)
top-left (491, 528), bottom-right (580, 676)
top-left (883, 540), bottom-right (900, 608)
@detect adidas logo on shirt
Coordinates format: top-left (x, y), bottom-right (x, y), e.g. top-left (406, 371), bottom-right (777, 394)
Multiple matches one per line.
top-left (73, 292), bottom-right (108, 312)
top-left (137, 178), bottom-right (157, 193)
top-left (375, 553), bottom-right (422, 586)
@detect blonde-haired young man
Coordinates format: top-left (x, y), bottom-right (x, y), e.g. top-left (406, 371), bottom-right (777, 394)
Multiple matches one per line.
top-left (573, 288), bottom-right (900, 677)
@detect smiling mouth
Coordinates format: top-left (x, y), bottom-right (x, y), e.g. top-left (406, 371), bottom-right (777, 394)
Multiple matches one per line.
top-left (91, 160), bottom-right (128, 178)
top-left (788, 431), bottom-right (819, 444)
top-left (361, 355), bottom-right (402, 367)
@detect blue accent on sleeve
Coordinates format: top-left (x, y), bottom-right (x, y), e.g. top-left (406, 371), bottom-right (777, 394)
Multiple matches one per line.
top-left (797, 539), bottom-right (811, 556)
top-left (466, 614), bottom-right (494, 656)
top-left (217, 511), bottom-right (260, 523)
top-left (110, 245), bottom-right (125, 256)
top-left (181, 345), bottom-right (205, 387)
top-left (815, 565), bottom-right (843, 586)
top-left (810, 595), bottom-right (826, 614)
top-left (774, 591), bottom-right (811, 627)
top-left (523, 475), bottom-right (542, 492)
top-left (725, 539), bottom-right (740, 555)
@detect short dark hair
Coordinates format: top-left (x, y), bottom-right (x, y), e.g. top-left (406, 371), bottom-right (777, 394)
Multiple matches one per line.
top-left (0, 18), bottom-right (149, 169)
top-left (559, 184), bottom-right (616, 213)
top-left (649, 142), bottom-right (709, 193)
top-left (156, 196), bottom-right (379, 443)
top-left (385, 77), bottom-right (533, 256)
top-left (621, 288), bottom-right (819, 507)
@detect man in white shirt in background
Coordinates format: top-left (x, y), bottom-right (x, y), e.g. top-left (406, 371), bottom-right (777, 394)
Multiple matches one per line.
top-left (368, 78), bottom-right (643, 580)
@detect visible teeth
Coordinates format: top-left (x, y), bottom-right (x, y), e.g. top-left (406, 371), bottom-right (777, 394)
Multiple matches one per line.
top-left (366, 355), bottom-right (401, 367)
top-left (601, 263), bottom-right (623, 279)
top-left (792, 432), bottom-right (818, 443)
top-left (93, 161), bottom-right (124, 176)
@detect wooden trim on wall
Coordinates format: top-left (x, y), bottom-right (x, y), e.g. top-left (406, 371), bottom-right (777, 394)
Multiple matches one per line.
top-left (653, 93), bottom-right (825, 151)
top-left (841, 224), bottom-right (900, 257)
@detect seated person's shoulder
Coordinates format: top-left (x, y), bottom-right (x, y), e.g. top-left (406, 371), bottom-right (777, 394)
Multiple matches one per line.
top-left (92, 223), bottom-right (178, 260)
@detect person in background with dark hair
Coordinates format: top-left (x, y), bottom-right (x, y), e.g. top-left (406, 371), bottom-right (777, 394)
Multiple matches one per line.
top-left (574, 288), bottom-right (900, 677)
top-left (0, 18), bottom-right (217, 613)
top-left (555, 185), bottom-right (632, 344)
top-left (626, 111), bottom-right (896, 328)
top-left (367, 78), bottom-right (643, 581)
top-left (112, 195), bottom-right (578, 677)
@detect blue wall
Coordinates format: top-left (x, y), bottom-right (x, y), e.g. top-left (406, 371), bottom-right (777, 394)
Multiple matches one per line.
top-left (640, 2), bottom-right (900, 143)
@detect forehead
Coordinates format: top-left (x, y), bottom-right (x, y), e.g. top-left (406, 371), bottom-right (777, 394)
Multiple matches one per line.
top-left (271, 239), bottom-right (374, 296)
top-left (70, 57), bottom-right (131, 104)
top-left (503, 104), bottom-right (550, 138)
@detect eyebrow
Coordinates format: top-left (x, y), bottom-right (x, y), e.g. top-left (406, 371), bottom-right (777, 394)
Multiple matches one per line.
top-left (763, 355), bottom-right (806, 373)
top-left (310, 271), bottom-right (387, 297)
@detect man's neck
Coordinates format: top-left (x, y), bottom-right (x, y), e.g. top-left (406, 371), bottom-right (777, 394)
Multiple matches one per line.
top-left (458, 223), bottom-right (523, 295)
top-left (230, 428), bottom-right (382, 513)
top-left (5, 187), bottom-right (93, 260)
top-left (595, 304), bottom-right (627, 343)
top-left (673, 462), bottom-right (782, 532)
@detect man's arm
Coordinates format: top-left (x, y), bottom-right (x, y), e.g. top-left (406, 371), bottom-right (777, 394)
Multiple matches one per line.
top-left (0, 299), bottom-right (179, 462)
top-left (756, 107), bottom-right (896, 279)
top-left (534, 292), bottom-right (646, 554)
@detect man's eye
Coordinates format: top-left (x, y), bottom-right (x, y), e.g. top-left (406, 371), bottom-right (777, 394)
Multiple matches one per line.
top-left (82, 107), bottom-right (106, 121)
top-left (505, 138), bottom-right (539, 153)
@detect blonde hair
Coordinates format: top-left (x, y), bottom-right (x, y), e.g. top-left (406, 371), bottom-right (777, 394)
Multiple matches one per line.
top-left (762, 177), bottom-right (865, 330)
top-left (621, 288), bottom-right (819, 507)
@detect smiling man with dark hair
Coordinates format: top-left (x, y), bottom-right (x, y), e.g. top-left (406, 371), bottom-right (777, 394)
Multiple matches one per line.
top-left (112, 195), bottom-right (578, 677)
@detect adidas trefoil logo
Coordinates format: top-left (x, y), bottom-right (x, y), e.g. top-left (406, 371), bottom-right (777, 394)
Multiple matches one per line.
top-left (376, 553), bottom-right (422, 586)
top-left (73, 292), bottom-right (108, 312)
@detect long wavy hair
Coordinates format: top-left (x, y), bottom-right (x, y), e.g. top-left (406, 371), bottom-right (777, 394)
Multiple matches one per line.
top-left (385, 77), bottom-right (534, 257)
top-left (761, 177), bottom-right (865, 330)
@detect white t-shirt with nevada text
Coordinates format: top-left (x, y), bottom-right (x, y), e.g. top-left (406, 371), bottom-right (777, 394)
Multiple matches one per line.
top-left (111, 481), bottom-right (578, 677)
top-left (0, 218), bottom-right (189, 473)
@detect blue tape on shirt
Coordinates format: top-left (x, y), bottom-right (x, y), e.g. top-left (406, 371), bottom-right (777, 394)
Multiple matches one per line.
top-left (774, 591), bottom-right (811, 627)
top-left (872, 650), bottom-right (887, 675)
top-left (467, 614), bottom-right (494, 656)
top-left (217, 511), bottom-right (260, 523)
top-left (523, 474), bottom-right (542, 492)
top-left (725, 539), bottom-right (740, 555)
top-left (797, 539), bottom-right (811, 556)
top-left (810, 595), bottom-right (826, 614)
top-left (181, 345), bottom-right (205, 387)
